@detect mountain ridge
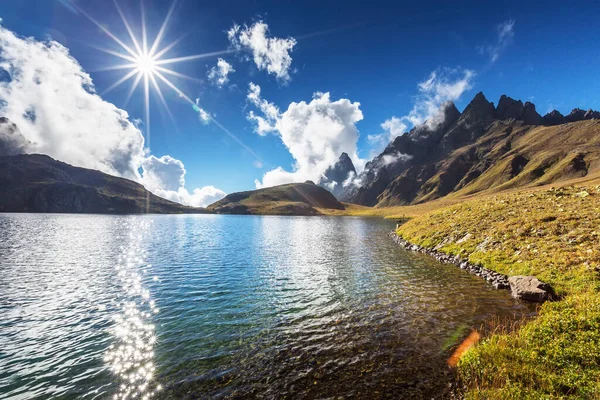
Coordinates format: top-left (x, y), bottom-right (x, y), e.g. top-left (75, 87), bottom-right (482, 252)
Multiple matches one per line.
top-left (0, 153), bottom-right (209, 214)
top-left (339, 93), bottom-right (600, 207)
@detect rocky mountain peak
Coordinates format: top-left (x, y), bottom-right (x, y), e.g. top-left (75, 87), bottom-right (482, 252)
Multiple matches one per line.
top-left (566, 108), bottom-right (587, 122)
top-left (522, 101), bottom-right (543, 125)
top-left (495, 95), bottom-right (542, 125)
top-left (319, 152), bottom-right (357, 197)
top-left (441, 101), bottom-right (461, 125)
top-left (0, 117), bottom-right (32, 156)
top-left (496, 95), bottom-right (524, 120)
top-left (584, 109), bottom-right (600, 120)
top-left (461, 92), bottom-right (496, 122)
top-left (542, 110), bottom-right (566, 126)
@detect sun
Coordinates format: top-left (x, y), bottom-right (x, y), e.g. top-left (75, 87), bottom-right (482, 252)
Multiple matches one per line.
top-left (73, 0), bottom-right (231, 136)
top-left (136, 53), bottom-right (156, 75)
top-left (70, 0), bottom-right (265, 164)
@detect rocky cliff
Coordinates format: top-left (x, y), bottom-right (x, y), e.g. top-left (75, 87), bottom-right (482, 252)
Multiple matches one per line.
top-left (318, 152), bottom-right (356, 197)
top-left (340, 93), bottom-right (600, 207)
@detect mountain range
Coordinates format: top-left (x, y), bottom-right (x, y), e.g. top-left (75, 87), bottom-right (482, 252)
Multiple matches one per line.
top-left (1, 92), bottom-right (599, 215)
top-left (320, 93), bottom-right (600, 207)
top-left (0, 153), bottom-right (209, 214)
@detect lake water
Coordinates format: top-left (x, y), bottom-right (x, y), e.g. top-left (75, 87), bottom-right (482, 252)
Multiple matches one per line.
top-left (0, 214), bottom-right (533, 399)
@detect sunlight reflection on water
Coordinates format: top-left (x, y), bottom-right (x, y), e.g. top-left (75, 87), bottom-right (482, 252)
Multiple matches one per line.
top-left (103, 220), bottom-right (162, 399)
top-left (0, 214), bottom-right (535, 399)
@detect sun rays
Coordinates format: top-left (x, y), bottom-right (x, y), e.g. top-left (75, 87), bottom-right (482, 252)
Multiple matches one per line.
top-left (68, 0), bottom-right (256, 157)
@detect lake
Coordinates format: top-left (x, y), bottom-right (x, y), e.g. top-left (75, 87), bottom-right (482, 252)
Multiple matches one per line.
top-left (0, 214), bottom-right (532, 399)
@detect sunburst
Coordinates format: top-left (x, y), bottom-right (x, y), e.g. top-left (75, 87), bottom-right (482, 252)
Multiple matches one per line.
top-left (70, 0), bottom-right (264, 163)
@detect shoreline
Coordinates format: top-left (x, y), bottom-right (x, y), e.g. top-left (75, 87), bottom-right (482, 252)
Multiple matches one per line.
top-left (389, 231), bottom-right (510, 290)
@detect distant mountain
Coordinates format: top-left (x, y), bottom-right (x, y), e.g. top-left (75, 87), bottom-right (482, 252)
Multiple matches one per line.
top-left (0, 117), bottom-right (31, 156)
top-left (340, 93), bottom-right (600, 207)
top-left (0, 153), bottom-right (209, 214)
top-left (318, 152), bottom-right (356, 197)
top-left (207, 181), bottom-right (345, 215)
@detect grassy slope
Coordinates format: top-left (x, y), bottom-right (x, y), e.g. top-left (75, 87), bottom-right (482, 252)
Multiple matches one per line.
top-left (373, 119), bottom-right (600, 208)
top-left (207, 182), bottom-right (344, 215)
top-left (395, 184), bottom-right (600, 399)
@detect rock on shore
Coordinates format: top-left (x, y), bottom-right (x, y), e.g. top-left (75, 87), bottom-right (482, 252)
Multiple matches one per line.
top-left (390, 232), bottom-right (553, 303)
top-left (389, 232), bottom-right (510, 289)
top-left (508, 276), bottom-right (553, 302)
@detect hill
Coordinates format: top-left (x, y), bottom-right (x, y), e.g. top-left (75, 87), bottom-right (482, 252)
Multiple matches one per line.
top-left (396, 183), bottom-right (600, 398)
top-left (207, 181), bottom-right (345, 215)
top-left (340, 93), bottom-right (600, 207)
top-left (0, 153), bottom-right (209, 214)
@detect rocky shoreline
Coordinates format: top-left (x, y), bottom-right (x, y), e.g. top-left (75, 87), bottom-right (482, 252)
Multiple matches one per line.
top-left (389, 231), bottom-right (511, 290)
top-left (390, 231), bottom-right (555, 302)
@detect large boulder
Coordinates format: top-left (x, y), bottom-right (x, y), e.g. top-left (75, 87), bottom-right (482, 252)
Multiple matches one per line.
top-left (508, 276), bottom-right (553, 302)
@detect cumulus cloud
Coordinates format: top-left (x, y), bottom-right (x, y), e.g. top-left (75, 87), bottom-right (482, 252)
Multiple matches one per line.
top-left (246, 83), bottom-right (365, 188)
top-left (141, 156), bottom-right (226, 207)
top-left (228, 21), bottom-right (296, 83)
top-left (370, 68), bottom-right (474, 148)
top-left (207, 58), bottom-right (234, 87)
top-left (0, 25), bottom-right (224, 207)
top-left (479, 19), bottom-right (515, 63)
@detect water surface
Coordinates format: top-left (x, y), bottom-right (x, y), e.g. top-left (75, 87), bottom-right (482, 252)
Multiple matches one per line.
top-left (0, 214), bottom-right (532, 399)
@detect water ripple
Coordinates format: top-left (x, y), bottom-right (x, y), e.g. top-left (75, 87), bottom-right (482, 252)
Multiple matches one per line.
top-left (0, 214), bottom-right (535, 399)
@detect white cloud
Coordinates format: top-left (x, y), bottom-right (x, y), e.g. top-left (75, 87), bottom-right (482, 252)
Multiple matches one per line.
top-left (207, 58), bottom-right (234, 87)
top-left (480, 19), bottom-right (515, 63)
top-left (140, 155), bottom-right (185, 192)
top-left (246, 84), bottom-right (365, 188)
top-left (141, 156), bottom-right (226, 207)
top-left (372, 68), bottom-right (474, 149)
top-left (0, 117), bottom-right (31, 155)
top-left (228, 21), bottom-right (296, 83)
top-left (246, 82), bottom-right (279, 135)
top-left (381, 151), bottom-right (412, 166)
top-left (0, 26), bottom-right (224, 207)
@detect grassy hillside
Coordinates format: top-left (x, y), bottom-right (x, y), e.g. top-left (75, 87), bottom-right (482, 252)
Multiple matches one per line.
top-left (376, 119), bottom-right (600, 208)
top-left (0, 154), bottom-right (208, 214)
top-left (395, 184), bottom-right (600, 398)
top-left (207, 181), bottom-right (345, 215)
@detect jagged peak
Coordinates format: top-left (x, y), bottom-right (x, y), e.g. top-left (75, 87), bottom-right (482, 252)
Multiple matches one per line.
top-left (460, 91), bottom-right (495, 121)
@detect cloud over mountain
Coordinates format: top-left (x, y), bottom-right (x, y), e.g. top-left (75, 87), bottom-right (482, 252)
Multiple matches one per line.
top-left (246, 83), bottom-right (365, 188)
top-left (370, 68), bottom-right (475, 149)
top-left (0, 25), bottom-right (225, 207)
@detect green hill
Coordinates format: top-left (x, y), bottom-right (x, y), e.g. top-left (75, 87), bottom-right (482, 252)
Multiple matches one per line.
top-left (207, 181), bottom-right (345, 215)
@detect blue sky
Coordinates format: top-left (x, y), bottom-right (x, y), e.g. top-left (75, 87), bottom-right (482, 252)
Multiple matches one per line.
top-left (1, 0), bottom-right (599, 202)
